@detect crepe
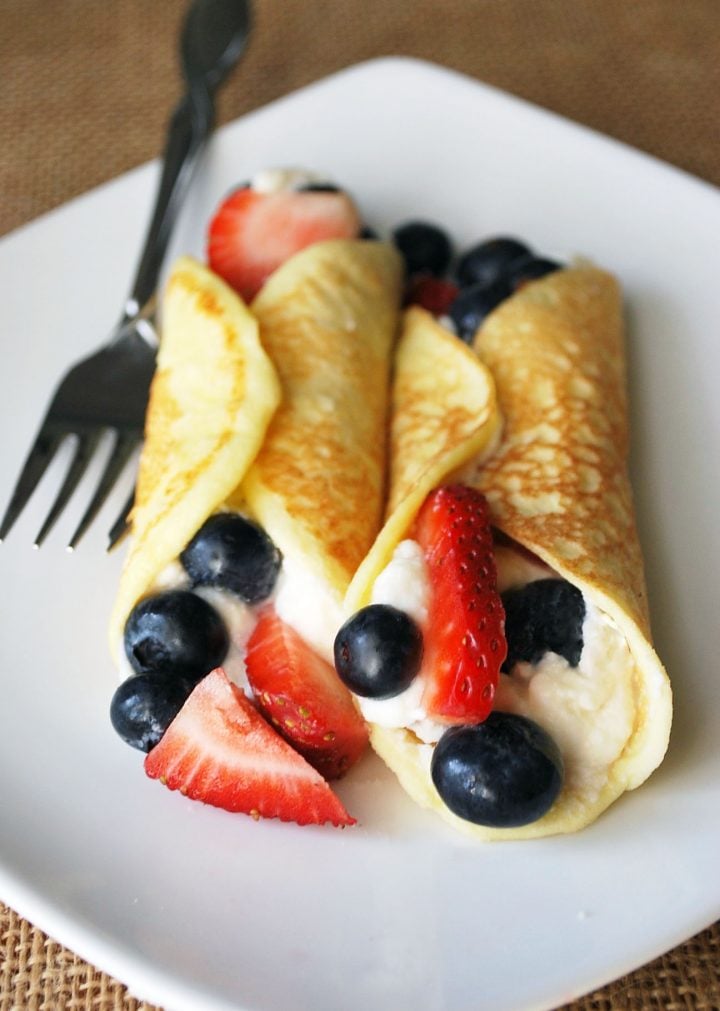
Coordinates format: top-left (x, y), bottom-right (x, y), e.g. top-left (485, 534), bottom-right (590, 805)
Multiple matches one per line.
top-left (349, 267), bottom-right (672, 840)
top-left (110, 240), bottom-right (403, 659)
top-left (109, 256), bottom-right (281, 654)
top-left (242, 239), bottom-right (404, 604)
top-left (345, 305), bottom-right (503, 614)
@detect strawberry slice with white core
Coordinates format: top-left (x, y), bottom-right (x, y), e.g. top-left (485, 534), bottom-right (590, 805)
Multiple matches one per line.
top-left (144, 667), bottom-right (355, 827)
top-left (207, 186), bottom-right (362, 302)
top-left (413, 485), bottom-right (507, 724)
top-left (246, 609), bottom-right (368, 780)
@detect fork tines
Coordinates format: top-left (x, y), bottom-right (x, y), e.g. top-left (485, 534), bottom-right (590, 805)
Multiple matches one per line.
top-left (0, 423), bottom-right (140, 551)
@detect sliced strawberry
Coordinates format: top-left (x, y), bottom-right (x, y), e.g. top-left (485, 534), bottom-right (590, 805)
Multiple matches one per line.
top-left (207, 186), bottom-right (361, 301)
top-left (245, 610), bottom-right (368, 780)
top-left (405, 276), bottom-right (459, 316)
top-left (144, 667), bottom-right (354, 827)
top-left (413, 485), bottom-right (507, 724)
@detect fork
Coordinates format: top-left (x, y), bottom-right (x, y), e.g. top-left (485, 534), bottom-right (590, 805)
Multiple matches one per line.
top-left (0, 0), bottom-right (251, 552)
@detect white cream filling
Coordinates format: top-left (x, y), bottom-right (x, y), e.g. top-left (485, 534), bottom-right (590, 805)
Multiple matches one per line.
top-left (364, 539), bottom-right (637, 798)
top-left (273, 553), bottom-right (345, 665)
top-left (251, 167), bottom-right (327, 194)
top-left (118, 530), bottom-right (344, 688)
top-left (495, 600), bottom-right (635, 802)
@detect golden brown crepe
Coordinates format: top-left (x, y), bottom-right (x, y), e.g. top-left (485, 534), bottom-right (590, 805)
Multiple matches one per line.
top-left (346, 305), bottom-right (503, 614)
top-left (349, 267), bottom-right (672, 840)
top-left (242, 239), bottom-right (404, 604)
top-left (109, 256), bottom-right (281, 654)
top-left (110, 240), bottom-right (403, 658)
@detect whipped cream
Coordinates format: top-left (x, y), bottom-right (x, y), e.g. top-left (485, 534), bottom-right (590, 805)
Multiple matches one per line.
top-left (251, 168), bottom-right (327, 194)
top-left (120, 523), bottom-right (346, 686)
top-left (496, 600), bottom-right (635, 802)
top-left (273, 553), bottom-right (345, 665)
top-left (359, 540), bottom-right (440, 743)
top-left (363, 538), bottom-right (638, 790)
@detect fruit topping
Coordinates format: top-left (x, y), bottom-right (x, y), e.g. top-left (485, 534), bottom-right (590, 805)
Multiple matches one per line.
top-left (180, 513), bottom-right (282, 604)
top-left (207, 185), bottom-right (362, 302)
top-left (506, 254), bottom-right (562, 289)
top-left (502, 579), bottom-right (586, 671)
top-left (392, 221), bottom-right (453, 277)
top-left (430, 711), bottom-right (563, 827)
top-left (405, 276), bottom-right (460, 317)
top-left (455, 237), bottom-right (531, 289)
top-left (297, 182), bottom-right (341, 192)
top-left (413, 485), bottom-right (507, 724)
top-left (124, 590), bottom-right (228, 681)
top-left (110, 672), bottom-right (193, 752)
top-left (246, 610), bottom-right (368, 780)
top-left (448, 277), bottom-right (513, 343)
top-left (145, 668), bottom-right (355, 826)
top-left (334, 604), bottom-right (424, 700)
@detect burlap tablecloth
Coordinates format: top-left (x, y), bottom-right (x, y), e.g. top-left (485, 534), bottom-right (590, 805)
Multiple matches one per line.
top-left (1, 2), bottom-right (718, 1008)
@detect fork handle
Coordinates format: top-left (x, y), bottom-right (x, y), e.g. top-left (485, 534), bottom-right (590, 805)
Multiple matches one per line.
top-left (124, 86), bottom-right (214, 321)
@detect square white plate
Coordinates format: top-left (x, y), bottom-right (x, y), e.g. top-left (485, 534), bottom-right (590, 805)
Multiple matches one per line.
top-left (1, 58), bottom-right (719, 1011)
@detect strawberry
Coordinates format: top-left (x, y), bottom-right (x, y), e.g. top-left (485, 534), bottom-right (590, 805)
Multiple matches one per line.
top-left (413, 485), bottom-right (507, 724)
top-left (207, 186), bottom-right (361, 301)
top-left (405, 276), bottom-right (459, 317)
top-left (245, 610), bottom-right (368, 780)
top-left (144, 667), bottom-right (355, 827)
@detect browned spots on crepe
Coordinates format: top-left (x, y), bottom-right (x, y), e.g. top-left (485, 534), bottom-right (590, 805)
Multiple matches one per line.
top-left (389, 308), bottom-right (502, 517)
top-left (467, 266), bottom-right (651, 639)
top-left (244, 240), bottom-right (403, 596)
top-left (345, 306), bottom-right (501, 618)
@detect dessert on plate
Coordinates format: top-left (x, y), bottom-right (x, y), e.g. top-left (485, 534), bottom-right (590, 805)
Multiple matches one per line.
top-left (338, 228), bottom-right (672, 838)
top-left (109, 171), bottom-right (403, 825)
top-left (108, 178), bottom-right (672, 836)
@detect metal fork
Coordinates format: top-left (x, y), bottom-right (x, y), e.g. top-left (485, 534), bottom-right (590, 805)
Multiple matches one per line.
top-left (0, 0), bottom-right (251, 552)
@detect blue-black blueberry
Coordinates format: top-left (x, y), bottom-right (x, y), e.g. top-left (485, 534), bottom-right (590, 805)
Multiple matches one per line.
top-left (430, 711), bottom-right (564, 827)
top-left (124, 589), bottom-right (229, 681)
top-left (455, 237), bottom-right (531, 289)
top-left (180, 513), bottom-right (281, 604)
top-left (334, 604), bottom-right (423, 699)
top-left (502, 578), bottom-right (586, 671)
top-left (506, 254), bottom-right (562, 288)
top-left (392, 221), bottom-right (453, 277)
top-left (448, 276), bottom-right (514, 343)
top-left (110, 672), bottom-right (192, 752)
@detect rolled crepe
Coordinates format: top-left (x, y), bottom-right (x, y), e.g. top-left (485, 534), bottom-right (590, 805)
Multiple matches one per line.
top-left (109, 256), bottom-right (281, 654)
top-left (347, 267), bottom-right (672, 839)
top-left (242, 238), bottom-right (404, 611)
top-left (110, 239), bottom-right (403, 663)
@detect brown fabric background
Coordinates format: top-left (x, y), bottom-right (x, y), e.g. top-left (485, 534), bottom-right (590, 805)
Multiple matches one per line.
top-left (1, 1), bottom-right (719, 1008)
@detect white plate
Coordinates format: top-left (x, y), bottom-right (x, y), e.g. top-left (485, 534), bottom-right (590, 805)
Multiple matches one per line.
top-left (1, 58), bottom-right (719, 1011)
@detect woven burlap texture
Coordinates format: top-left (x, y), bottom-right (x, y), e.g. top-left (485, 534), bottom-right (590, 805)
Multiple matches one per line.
top-left (2, 904), bottom-right (719, 1011)
top-left (2, 1), bottom-right (720, 1008)
top-left (1, 0), bottom-right (719, 237)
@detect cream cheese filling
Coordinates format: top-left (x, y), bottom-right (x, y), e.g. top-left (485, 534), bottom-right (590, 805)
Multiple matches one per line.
top-left (117, 514), bottom-right (343, 687)
top-left (361, 537), bottom-right (638, 801)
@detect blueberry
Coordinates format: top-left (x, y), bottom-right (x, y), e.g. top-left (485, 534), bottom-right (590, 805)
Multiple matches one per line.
top-left (392, 222), bottom-right (453, 277)
top-left (506, 254), bottom-right (562, 288)
top-left (448, 276), bottom-right (513, 343)
top-left (298, 182), bottom-right (340, 192)
top-left (334, 604), bottom-right (423, 699)
top-left (110, 672), bottom-right (192, 752)
top-left (124, 590), bottom-right (228, 680)
top-left (502, 579), bottom-right (586, 671)
top-left (455, 237), bottom-right (531, 289)
top-left (180, 513), bottom-right (281, 603)
top-left (360, 224), bottom-right (379, 240)
top-left (431, 712), bottom-right (563, 827)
